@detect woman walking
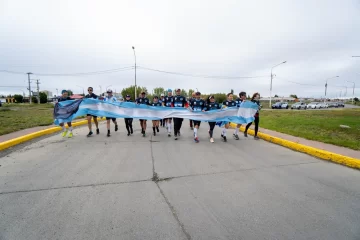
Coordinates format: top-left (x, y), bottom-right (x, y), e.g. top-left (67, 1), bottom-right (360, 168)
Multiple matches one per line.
top-left (244, 92), bottom-right (261, 140)
top-left (205, 95), bottom-right (220, 143)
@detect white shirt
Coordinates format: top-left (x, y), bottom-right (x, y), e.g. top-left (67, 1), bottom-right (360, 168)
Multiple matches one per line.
top-left (104, 96), bottom-right (117, 102)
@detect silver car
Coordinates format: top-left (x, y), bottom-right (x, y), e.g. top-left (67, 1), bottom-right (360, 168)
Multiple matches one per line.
top-left (307, 102), bottom-right (321, 109)
top-left (291, 102), bottom-right (307, 110)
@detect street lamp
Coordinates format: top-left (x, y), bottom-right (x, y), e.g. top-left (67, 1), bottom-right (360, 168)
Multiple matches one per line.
top-left (346, 81), bottom-right (355, 104)
top-left (132, 46), bottom-right (137, 100)
top-left (56, 88), bottom-right (58, 96)
top-left (269, 61), bottom-right (287, 108)
top-left (324, 76), bottom-right (339, 100)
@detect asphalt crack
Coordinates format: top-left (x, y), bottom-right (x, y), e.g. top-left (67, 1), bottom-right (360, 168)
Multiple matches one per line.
top-left (150, 134), bottom-right (192, 240)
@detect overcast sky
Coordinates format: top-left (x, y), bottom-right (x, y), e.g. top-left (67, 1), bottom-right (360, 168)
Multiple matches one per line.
top-left (1, 0), bottom-right (360, 98)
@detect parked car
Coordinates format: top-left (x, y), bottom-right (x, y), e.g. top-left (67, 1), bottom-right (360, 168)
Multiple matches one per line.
top-left (307, 102), bottom-right (321, 109)
top-left (337, 102), bottom-right (345, 107)
top-left (318, 102), bottom-right (329, 108)
top-left (291, 102), bottom-right (307, 110)
top-left (281, 102), bottom-right (289, 109)
top-left (272, 102), bottom-right (283, 109)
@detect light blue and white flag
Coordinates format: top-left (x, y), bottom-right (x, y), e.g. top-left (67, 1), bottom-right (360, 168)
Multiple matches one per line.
top-left (54, 99), bottom-right (259, 125)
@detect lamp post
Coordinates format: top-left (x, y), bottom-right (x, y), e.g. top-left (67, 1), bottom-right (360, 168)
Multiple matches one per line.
top-left (346, 81), bottom-right (356, 104)
top-left (269, 61), bottom-right (287, 108)
top-left (325, 76), bottom-right (339, 101)
top-left (132, 46), bottom-right (137, 100)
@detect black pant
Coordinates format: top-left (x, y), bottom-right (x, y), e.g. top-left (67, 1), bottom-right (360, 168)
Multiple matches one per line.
top-left (208, 122), bottom-right (216, 137)
top-left (173, 118), bottom-right (183, 136)
top-left (124, 118), bottom-right (133, 133)
top-left (245, 116), bottom-right (259, 136)
top-left (190, 119), bottom-right (193, 127)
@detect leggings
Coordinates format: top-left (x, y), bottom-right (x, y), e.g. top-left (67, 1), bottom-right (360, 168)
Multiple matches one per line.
top-left (245, 116), bottom-right (259, 136)
top-left (124, 118), bottom-right (133, 133)
top-left (208, 122), bottom-right (216, 138)
top-left (173, 117), bottom-right (183, 135)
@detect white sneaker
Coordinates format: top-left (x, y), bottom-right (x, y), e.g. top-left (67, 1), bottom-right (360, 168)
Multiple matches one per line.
top-left (210, 138), bottom-right (214, 143)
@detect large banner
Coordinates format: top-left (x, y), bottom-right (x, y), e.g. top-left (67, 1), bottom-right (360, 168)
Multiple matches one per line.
top-left (53, 99), bottom-right (259, 125)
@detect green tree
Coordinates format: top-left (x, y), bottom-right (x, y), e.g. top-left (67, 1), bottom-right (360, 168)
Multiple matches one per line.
top-left (354, 97), bottom-right (359, 105)
top-left (153, 87), bottom-right (165, 96)
top-left (13, 94), bottom-right (23, 103)
top-left (188, 89), bottom-right (195, 97)
top-left (180, 89), bottom-right (188, 98)
top-left (290, 94), bottom-right (298, 98)
top-left (67, 90), bottom-right (73, 96)
top-left (274, 94), bottom-right (279, 97)
top-left (32, 96), bottom-right (38, 104)
top-left (39, 92), bottom-right (48, 103)
top-left (121, 85), bottom-right (148, 100)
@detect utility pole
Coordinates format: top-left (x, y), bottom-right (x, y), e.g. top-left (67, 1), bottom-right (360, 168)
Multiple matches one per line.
top-left (36, 79), bottom-right (40, 104)
top-left (269, 61), bottom-right (287, 108)
top-left (132, 46), bottom-right (137, 100)
top-left (27, 72), bottom-right (32, 104)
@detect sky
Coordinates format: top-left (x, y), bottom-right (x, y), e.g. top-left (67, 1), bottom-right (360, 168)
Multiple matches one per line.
top-left (1, 0), bottom-right (360, 98)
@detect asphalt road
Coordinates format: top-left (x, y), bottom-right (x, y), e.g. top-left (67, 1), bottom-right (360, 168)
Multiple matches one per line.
top-left (0, 120), bottom-right (359, 240)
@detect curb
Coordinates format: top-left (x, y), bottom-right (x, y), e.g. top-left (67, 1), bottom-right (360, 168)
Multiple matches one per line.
top-left (230, 123), bottom-right (360, 170)
top-left (0, 118), bottom-right (104, 151)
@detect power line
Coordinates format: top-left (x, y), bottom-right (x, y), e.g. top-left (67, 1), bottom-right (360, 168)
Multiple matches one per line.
top-left (0, 66), bottom-right (134, 76)
top-left (137, 66), bottom-right (268, 79)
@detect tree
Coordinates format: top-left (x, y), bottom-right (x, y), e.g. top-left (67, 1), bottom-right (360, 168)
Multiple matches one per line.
top-left (32, 96), bottom-right (38, 104)
top-left (274, 94), bottom-right (279, 97)
top-left (13, 94), bottom-right (23, 103)
top-left (354, 97), bottom-right (359, 105)
top-left (39, 92), bottom-right (48, 103)
top-left (121, 85), bottom-right (148, 100)
top-left (247, 95), bottom-right (251, 99)
top-left (188, 89), bottom-right (195, 97)
top-left (290, 94), bottom-right (298, 99)
top-left (180, 89), bottom-right (188, 98)
top-left (153, 87), bottom-right (165, 96)
top-left (67, 90), bottom-right (73, 96)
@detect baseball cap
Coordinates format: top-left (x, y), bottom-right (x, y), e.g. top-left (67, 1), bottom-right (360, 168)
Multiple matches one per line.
top-left (61, 90), bottom-right (68, 94)
top-left (195, 91), bottom-right (201, 95)
top-left (176, 88), bottom-right (181, 91)
top-left (125, 94), bottom-right (130, 97)
top-left (106, 89), bottom-right (113, 93)
top-left (167, 89), bottom-right (172, 92)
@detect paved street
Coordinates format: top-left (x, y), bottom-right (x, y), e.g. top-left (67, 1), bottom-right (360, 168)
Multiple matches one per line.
top-left (0, 120), bottom-right (359, 240)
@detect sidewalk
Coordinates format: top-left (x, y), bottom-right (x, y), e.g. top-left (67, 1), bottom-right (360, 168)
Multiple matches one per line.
top-left (244, 125), bottom-right (360, 159)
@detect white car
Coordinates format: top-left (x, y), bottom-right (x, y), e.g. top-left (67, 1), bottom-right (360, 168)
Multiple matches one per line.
top-left (307, 102), bottom-right (321, 109)
top-left (318, 102), bottom-right (328, 108)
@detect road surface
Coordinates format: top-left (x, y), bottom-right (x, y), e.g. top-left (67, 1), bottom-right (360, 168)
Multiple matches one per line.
top-left (0, 120), bottom-right (359, 240)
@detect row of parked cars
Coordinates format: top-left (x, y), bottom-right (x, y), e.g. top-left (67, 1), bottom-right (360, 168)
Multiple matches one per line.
top-left (272, 101), bottom-right (345, 109)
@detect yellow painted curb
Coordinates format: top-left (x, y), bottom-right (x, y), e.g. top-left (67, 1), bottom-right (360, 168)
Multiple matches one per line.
top-left (0, 118), bottom-right (104, 151)
top-left (230, 123), bottom-right (360, 170)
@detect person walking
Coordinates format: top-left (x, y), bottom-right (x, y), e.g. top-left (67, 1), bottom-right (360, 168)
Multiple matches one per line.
top-left (244, 92), bottom-right (261, 140)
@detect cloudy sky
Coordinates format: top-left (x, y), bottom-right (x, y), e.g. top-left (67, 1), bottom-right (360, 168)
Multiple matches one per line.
top-left (1, 0), bottom-right (360, 98)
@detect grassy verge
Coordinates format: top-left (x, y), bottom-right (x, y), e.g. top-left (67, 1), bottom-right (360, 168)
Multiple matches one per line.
top-left (259, 109), bottom-right (360, 150)
top-left (0, 104), bottom-right (55, 135)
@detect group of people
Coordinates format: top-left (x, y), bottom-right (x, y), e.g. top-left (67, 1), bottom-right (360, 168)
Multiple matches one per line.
top-left (57, 87), bottom-right (261, 143)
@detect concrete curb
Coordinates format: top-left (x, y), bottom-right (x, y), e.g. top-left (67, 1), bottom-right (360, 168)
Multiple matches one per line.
top-left (230, 123), bottom-right (360, 170)
top-left (0, 118), bottom-right (104, 151)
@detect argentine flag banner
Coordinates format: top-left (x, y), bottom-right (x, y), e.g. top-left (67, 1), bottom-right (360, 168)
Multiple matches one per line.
top-left (53, 99), bottom-right (259, 125)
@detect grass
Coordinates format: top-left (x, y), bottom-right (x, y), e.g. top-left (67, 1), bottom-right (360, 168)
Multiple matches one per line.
top-left (260, 109), bottom-right (360, 150)
top-left (0, 103), bottom-right (55, 136)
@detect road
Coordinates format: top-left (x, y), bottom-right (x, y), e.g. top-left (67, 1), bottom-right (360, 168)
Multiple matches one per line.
top-left (0, 120), bottom-right (359, 240)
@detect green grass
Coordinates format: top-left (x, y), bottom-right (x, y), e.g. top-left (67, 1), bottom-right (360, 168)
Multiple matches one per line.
top-left (0, 104), bottom-right (54, 135)
top-left (260, 109), bottom-right (360, 150)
